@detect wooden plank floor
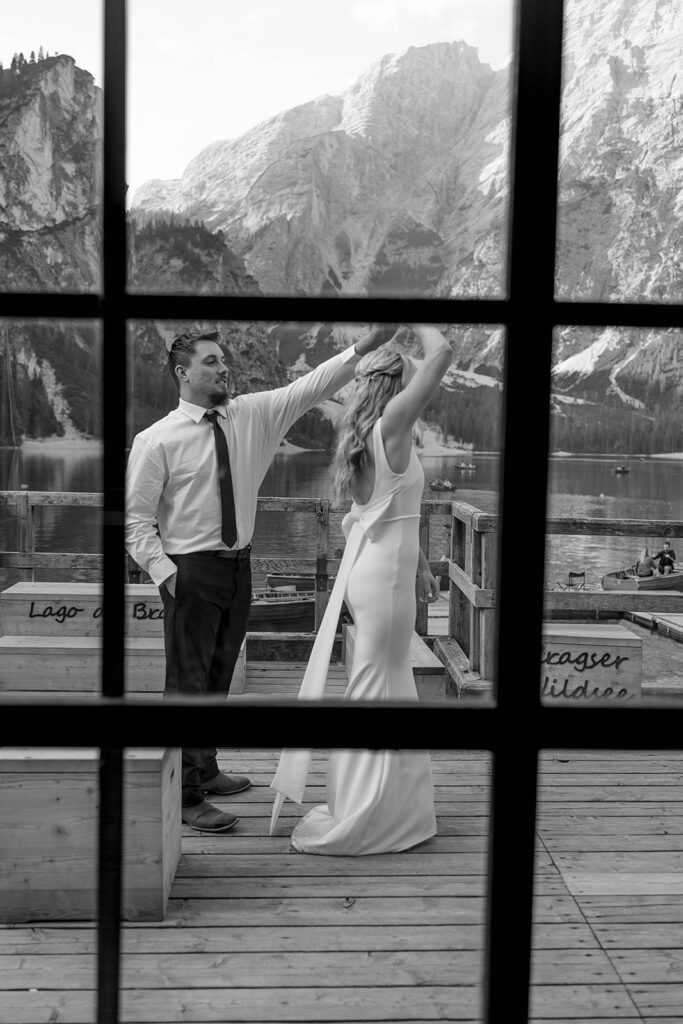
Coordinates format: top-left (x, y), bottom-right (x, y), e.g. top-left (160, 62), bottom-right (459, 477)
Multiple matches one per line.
top-left (1, 675), bottom-right (683, 1022)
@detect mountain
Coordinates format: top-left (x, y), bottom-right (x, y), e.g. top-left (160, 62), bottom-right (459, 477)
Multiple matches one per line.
top-left (132, 0), bottom-right (683, 453)
top-left (2, 0), bottom-right (683, 451)
top-left (133, 41), bottom-right (507, 300)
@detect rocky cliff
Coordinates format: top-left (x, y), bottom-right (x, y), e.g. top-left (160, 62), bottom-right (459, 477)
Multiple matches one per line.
top-left (0, 55), bottom-right (288, 444)
top-left (0, 56), bottom-right (101, 292)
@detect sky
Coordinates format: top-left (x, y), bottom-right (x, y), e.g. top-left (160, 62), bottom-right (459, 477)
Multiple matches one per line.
top-left (4, 0), bottom-right (513, 199)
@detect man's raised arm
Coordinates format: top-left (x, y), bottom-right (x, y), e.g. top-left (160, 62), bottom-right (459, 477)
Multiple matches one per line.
top-left (249, 323), bottom-right (399, 445)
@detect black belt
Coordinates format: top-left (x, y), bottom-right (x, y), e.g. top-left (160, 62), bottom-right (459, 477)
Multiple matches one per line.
top-left (172, 545), bottom-right (251, 562)
top-left (208, 545), bottom-right (251, 560)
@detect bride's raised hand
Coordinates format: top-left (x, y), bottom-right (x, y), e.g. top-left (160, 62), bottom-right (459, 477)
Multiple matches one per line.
top-left (354, 323), bottom-right (400, 355)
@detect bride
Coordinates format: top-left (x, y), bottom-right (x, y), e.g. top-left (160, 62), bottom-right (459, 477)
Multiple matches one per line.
top-left (271, 323), bottom-right (452, 855)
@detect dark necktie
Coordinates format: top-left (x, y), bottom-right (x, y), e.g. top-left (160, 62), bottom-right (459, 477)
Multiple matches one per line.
top-left (205, 410), bottom-right (237, 547)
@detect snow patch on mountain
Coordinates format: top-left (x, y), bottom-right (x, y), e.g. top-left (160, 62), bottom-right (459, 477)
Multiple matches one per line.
top-left (608, 347), bottom-right (647, 408)
top-left (552, 328), bottom-right (624, 378)
top-left (448, 367), bottom-right (502, 389)
top-left (552, 393), bottom-right (591, 406)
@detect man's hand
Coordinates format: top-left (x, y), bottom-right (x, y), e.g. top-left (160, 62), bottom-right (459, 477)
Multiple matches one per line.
top-left (354, 322), bottom-right (400, 357)
top-left (163, 572), bottom-right (177, 597)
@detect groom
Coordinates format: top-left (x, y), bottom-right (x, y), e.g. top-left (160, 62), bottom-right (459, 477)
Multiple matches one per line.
top-left (125, 323), bottom-right (396, 834)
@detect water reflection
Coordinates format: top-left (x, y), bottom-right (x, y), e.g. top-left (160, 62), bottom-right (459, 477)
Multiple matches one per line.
top-left (1, 444), bottom-right (681, 593)
top-left (0, 442), bottom-right (103, 493)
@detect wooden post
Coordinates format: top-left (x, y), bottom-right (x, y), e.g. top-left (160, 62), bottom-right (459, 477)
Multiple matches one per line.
top-left (467, 523), bottom-right (481, 671)
top-left (479, 530), bottom-right (498, 682)
top-left (16, 488), bottom-right (35, 583)
top-left (314, 500), bottom-right (330, 631)
top-left (415, 505), bottom-right (430, 636)
top-left (448, 511), bottom-right (470, 656)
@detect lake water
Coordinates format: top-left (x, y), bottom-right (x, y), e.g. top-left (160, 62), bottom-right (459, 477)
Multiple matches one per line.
top-left (1, 444), bottom-right (682, 591)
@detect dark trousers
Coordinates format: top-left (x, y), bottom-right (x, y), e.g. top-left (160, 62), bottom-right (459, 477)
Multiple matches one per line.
top-left (159, 552), bottom-right (252, 807)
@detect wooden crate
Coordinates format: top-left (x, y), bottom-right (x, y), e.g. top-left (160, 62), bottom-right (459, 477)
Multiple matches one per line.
top-left (541, 622), bottom-right (642, 705)
top-left (343, 623), bottom-right (446, 700)
top-left (0, 583), bottom-right (164, 637)
top-left (0, 747), bottom-right (181, 922)
top-left (0, 636), bottom-right (245, 696)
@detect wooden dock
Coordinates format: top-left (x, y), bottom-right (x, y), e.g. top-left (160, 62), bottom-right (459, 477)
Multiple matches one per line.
top-left (1, 665), bottom-right (682, 1023)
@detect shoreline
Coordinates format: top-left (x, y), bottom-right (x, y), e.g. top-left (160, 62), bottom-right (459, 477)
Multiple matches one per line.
top-left (7, 439), bottom-right (683, 462)
top-left (17, 437), bottom-right (103, 450)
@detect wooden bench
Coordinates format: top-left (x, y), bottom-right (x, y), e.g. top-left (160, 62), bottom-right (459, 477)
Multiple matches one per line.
top-left (342, 624), bottom-right (446, 700)
top-left (0, 747), bottom-right (181, 922)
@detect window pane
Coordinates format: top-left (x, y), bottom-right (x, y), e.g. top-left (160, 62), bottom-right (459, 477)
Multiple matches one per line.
top-left (557, 2), bottom-right (683, 302)
top-left (0, 318), bottom-right (103, 705)
top-left (1, 3), bottom-right (103, 293)
top-left (1, 743), bottom-right (491, 1020)
top-left (543, 326), bottom-right (683, 707)
top-left (0, 317), bottom-right (102, 579)
top-left (126, 319), bottom-right (504, 706)
top-left (533, 749), bottom-right (683, 1019)
top-left (128, 0), bottom-right (513, 297)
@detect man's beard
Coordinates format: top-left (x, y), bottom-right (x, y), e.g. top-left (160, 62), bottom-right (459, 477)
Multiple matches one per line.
top-left (208, 382), bottom-right (228, 405)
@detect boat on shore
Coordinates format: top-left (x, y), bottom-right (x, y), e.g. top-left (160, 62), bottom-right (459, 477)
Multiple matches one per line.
top-left (601, 564), bottom-right (683, 592)
top-left (249, 589), bottom-right (315, 630)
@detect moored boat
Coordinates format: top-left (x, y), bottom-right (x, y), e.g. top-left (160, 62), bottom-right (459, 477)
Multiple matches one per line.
top-left (265, 572), bottom-right (335, 592)
top-left (601, 564), bottom-right (683, 592)
top-left (249, 589), bottom-right (315, 630)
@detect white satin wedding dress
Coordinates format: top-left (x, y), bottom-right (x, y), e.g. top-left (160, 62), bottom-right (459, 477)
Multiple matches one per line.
top-left (271, 417), bottom-right (437, 855)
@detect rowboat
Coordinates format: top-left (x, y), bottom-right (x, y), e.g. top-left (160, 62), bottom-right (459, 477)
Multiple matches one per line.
top-left (266, 572), bottom-right (335, 592)
top-left (429, 478), bottom-right (457, 491)
top-left (613, 465), bottom-right (630, 474)
top-left (249, 589), bottom-right (315, 631)
top-left (601, 564), bottom-right (683, 592)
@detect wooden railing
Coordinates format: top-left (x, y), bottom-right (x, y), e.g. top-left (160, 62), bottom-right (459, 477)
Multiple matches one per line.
top-left (5, 491), bottom-right (682, 691)
top-left (444, 502), bottom-right (683, 696)
top-left (0, 490), bottom-right (452, 633)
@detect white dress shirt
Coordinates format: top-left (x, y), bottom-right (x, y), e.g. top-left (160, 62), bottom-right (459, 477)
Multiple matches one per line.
top-left (125, 345), bottom-right (359, 586)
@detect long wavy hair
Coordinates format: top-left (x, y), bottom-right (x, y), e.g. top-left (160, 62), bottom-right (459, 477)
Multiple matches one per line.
top-left (330, 348), bottom-right (415, 502)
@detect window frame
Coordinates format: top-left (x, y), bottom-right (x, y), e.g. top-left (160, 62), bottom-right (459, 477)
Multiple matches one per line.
top-left (1, 2), bottom-right (683, 1023)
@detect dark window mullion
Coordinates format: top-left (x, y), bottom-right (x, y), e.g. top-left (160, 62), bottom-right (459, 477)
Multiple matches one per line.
top-left (98, 1), bottom-right (128, 1023)
top-left (485, 2), bottom-right (566, 1023)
